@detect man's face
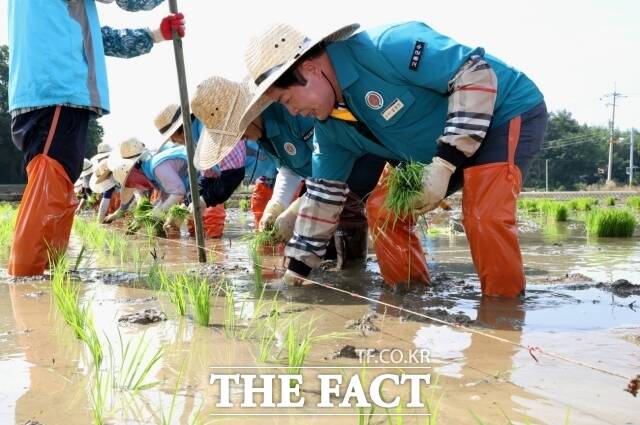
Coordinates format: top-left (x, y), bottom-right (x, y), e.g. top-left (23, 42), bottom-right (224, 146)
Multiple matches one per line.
top-left (266, 62), bottom-right (335, 120)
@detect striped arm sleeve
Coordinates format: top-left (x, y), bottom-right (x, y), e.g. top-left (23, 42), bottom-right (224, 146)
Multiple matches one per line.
top-left (285, 178), bottom-right (348, 274)
top-left (437, 55), bottom-right (497, 167)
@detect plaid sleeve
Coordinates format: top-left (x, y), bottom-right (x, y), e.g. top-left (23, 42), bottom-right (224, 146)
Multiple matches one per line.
top-left (115, 0), bottom-right (165, 11)
top-left (285, 178), bottom-right (348, 273)
top-left (436, 56), bottom-right (497, 167)
top-left (101, 26), bottom-right (154, 58)
top-left (218, 141), bottom-right (246, 171)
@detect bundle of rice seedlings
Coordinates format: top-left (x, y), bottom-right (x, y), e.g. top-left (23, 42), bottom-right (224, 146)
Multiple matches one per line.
top-left (605, 196), bottom-right (616, 206)
top-left (586, 208), bottom-right (637, 237)
top-left (384, 162), bottom-right (424, 226)
top-left (126, 198), bottom-right (165, 237)
top-left (246, 227), bottom-right (279, 288)
top-left (166, 204), bottom-right (190, 223)
top-left (626, 196), bottom-right (640, 210)
top-left (239, 198), bottom-right (251, 212)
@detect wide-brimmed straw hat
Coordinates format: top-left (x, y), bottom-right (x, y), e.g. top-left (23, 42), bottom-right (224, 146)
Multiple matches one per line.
top-left (191, 76), bottom-right (252, 170)
top-left (89, 158), bottom-right (117, 193)
top-left (90, 142), bottom-right (113, 165)
top-left (239, 22), bottom-right (360, 130)
top-left (107, 138), bottom-right (149, 185)
top-left (155, 103), bottom-right (184, 141)
top-left (79, 158), bottom-right (93, 178)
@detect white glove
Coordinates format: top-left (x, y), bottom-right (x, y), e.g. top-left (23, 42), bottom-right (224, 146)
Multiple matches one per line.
top-left (273, 197), bottom-right (302, 242)
top-left (188, 196), bottom-right (207, 216)
top-left (152, 193), bottom-right (184, 217)
top-left (103, 209), bottom-right (124, 224)
top-left (259, 201), bottom-right (286, 231)
top-left (414, 157), bottom-right (456, 214)
top-left (282, 269), bottom-right (305, 286)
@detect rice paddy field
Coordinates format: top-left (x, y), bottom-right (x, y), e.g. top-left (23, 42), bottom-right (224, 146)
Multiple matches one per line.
top-left (1, 194), bottom-right (639, 425)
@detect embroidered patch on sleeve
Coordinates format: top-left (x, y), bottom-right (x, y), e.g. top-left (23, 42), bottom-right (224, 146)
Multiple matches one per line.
top-left (409, 41), bottom-right (426, 71)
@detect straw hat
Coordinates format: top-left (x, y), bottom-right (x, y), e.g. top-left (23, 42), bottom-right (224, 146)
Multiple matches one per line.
top-left (90, 142), bottom-right (113, 165)
top-left (239, 22), bottom-right (360, 129)
top-left (107, 138), bottom-right (149, 185)
top-left (155, 103), bottom-right (184, 141)
top-left (79, 158), bottom-right (93, 178)
top-left (89, 158), bottom-right (117, 193)
top-left (191, 76), bottom-right (252, 170)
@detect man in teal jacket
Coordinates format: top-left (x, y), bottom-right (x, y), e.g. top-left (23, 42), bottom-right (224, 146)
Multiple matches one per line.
top-left (7, 0), bottom-right (184, 276)
top-left (241, 22), bottom-right (547, 298)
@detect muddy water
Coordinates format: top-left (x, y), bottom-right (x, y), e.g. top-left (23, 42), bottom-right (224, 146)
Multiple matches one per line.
top-left (1, 209), bottom-right (639, 425)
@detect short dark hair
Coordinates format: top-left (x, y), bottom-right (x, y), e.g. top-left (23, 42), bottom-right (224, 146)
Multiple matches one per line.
top-left (273, 41), bottom-right (326, 89)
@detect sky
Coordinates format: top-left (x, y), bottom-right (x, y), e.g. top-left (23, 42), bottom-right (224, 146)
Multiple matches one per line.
top-left (2, 0), bottom-right (640, 150)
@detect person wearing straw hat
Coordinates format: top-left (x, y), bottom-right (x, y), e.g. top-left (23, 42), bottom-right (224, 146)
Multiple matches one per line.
top-left (74, 159), bottom-right (95, 214)
top-left (241, 22), bottom-right (547, 297)
top-left (192, 76), bottom-right (387, 269)
top-left (7, 0), bottom-right (186, 276)
top-left (89, 157), bottom-right (120, 222)
top-left (108, 137), bottom-right (190, 220)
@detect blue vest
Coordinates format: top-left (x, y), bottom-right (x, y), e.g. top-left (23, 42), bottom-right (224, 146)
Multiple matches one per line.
top-left (141, 146), bottom-right (190, 193)
top-left (313, 21), bottom-right (544, 181)
top-left (260, 103), bottom-right (315, 178)
top-left (8, 0), bottom-right (110, 114)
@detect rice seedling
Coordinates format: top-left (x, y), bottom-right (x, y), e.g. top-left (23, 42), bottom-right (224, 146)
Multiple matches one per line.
top-left (72, 245), bottom-right (87, 272)
top-left (283, 317), bottom-right (317, 375)
top-left (258, 323), bottom-right (279, 362)
top-left (517, 198), bottom-right (540, 213)
top-left (605, 196), bottom-right (616, 206)
top-left (159, 362), bottom-right (186, 425)
top-left (538, 200), bottom-right (568, 222)
top-left (586, 208), bottom-right (637, 237)
top-left (126, 197), bottom-right (165, 238)
top-left (222, 280), bottom-right (236, 337)
top-left (239, 198), bottom-right (251, 212)
top-left (50, 254), bottom-right (88, 339)
top-left (146, 258), bottom-right (164, 290)
top-left (246, 227), bottom-right (279, 288)
top-left (89, 369), bottom-right (111, 425)
top-left (76, 315), bottom-right (104, 369)
top-left (0, 204), bottom-right (17, 252)
top-left (107, 329), bottom-right (164, 393)
top-left (626, 196), bottom-right (640, 210)
top-left (421, 374), bottom-right (442, 425)
top-left (185, 275), bottom-right (212, 327)
top-left (568, 197), bottom-right (598, 211)
top-left (384, 162), bottom-right (424, 227)
top-left (160, 273), bottom-right (187, 316)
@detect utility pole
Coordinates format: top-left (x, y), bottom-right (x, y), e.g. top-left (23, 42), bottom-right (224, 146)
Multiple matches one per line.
top-left (545, 159), bottom-right (549, 192)
top-left (631, 128), bottom-right (635, 187)
top-left (601, 85), bottom-right (626, 183)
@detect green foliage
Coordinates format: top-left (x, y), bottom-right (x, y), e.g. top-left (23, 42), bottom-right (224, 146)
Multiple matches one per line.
top-left (586, 208), bottom-right (636, 237)
top-left (167, 204), bottom-right (190, 221)
top-left (626, 196), bottom-right (640, 210)
top-left (568, 197), bottom-right (598, 211)
top-left (605, 196), bottom-right (616, 206)
top-left (0, 203), bottom-right (17, 252)
top-left (239, 198), bottom-right (251, 212)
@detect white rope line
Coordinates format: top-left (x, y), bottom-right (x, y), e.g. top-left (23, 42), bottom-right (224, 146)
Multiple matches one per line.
top-left (78, 220), bottom-right (635, 383)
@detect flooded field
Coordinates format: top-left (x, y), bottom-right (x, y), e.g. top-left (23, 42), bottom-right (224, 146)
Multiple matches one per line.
top-left (1, 203), bottom-right (639, 425)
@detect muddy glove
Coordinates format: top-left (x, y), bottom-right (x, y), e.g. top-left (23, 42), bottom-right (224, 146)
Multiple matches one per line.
top-left (152, 13), bottom-right (185, 42)
top-left (152, 193), bottom-right (184, 217)
top-left (273, 197), bottom-right (302, 242)
top-left (282, 269), bottom-right (305, 287)
top-left (103, 209), bottom-right (124, 224)
top-left (413, 157), bottom-right (456, 214)
top-left (163, 215), bottom-right (182, 236)
top-left (259, 201), bottom-right (286, 231)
